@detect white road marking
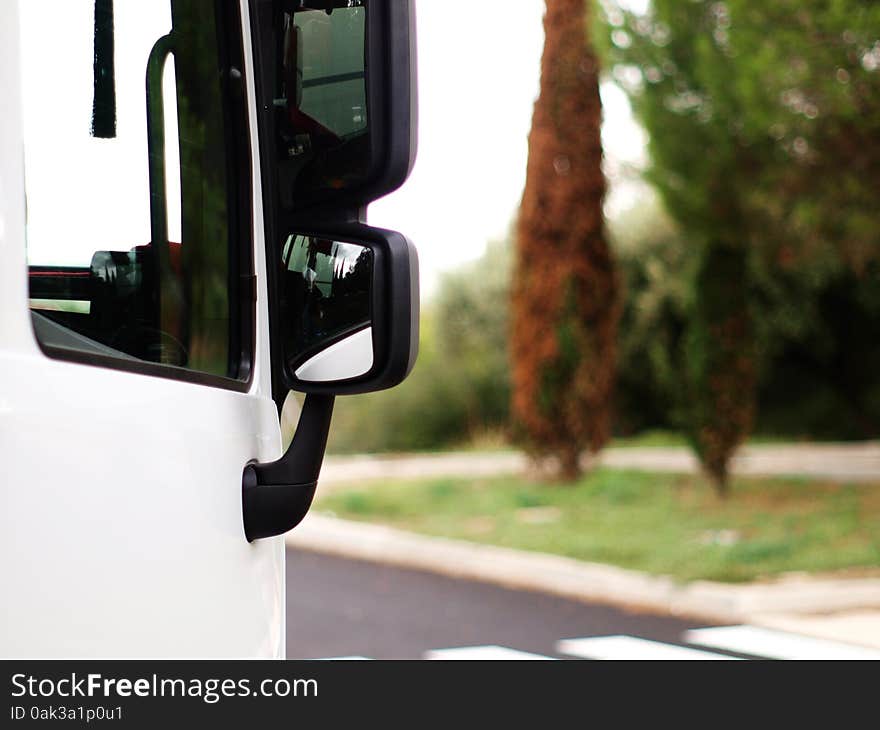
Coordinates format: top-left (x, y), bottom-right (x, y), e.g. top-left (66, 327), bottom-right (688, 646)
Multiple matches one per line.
top-left (557, 635), bottom-right (738, 660)
top-left (425, 645), bottom-right (555, 660)
top-left (685, 626), bottom-right (880, 660)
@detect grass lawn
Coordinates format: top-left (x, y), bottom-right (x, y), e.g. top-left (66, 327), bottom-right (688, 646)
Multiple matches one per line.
top-left (317, 469), bottom-right (880, 583)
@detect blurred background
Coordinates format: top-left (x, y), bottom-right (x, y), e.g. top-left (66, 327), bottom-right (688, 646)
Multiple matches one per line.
top-left (332, 0), bottom-right (880, 458)
top-left (285, 0), bottom-right (880, 659)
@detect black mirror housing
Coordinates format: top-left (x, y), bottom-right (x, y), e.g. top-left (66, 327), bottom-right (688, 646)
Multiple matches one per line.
top-left (360, 0), bottom-right (418, 210)
top-left (252, 0), bottom-right (417, 216)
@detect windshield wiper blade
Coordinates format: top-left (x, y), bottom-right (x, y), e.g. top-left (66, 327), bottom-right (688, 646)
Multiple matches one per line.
top-left (91, 0), bottom-right (116, 138)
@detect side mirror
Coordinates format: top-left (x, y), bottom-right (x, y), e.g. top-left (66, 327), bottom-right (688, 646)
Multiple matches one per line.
top-left (244, 0), bottom-right (419, 541)
top-left (280, 226), bottom-right (418, 394)
top-left (256, 0), bottom-right (417, 213)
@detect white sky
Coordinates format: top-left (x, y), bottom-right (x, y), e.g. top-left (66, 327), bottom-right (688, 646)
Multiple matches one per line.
top-left (370, 0), bottom-right (647, 297)
top-left (20, 1), bottom-right (182, 266)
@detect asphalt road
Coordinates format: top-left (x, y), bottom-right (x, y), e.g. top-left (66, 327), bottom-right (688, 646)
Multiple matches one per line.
top-left (285, 548), bottom-right (726, 660)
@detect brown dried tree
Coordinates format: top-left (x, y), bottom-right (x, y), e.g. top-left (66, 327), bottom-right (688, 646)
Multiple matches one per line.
top-left (511, 0), bottom-right (618, 481)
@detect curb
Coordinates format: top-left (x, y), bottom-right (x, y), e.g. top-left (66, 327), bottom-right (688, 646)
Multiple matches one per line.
top-left (286, 513), bottom-right (880, 623)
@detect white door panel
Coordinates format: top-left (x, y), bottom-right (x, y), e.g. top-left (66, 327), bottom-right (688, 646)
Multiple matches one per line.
top-left (1, 355), bottom-right (285, 658)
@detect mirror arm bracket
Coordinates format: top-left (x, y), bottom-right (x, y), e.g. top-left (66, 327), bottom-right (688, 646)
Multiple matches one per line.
top-left (242, 394), bottom-right (335, 542)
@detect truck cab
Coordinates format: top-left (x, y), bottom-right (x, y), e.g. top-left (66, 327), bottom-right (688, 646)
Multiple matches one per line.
top-left (0, 0), bottom-right (417, 658)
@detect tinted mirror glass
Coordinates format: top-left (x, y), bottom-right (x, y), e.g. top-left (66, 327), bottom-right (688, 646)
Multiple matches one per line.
top-left (275, 1), bottom-right (369, 207)
top-left (282, 234), bottom-right (374, 383)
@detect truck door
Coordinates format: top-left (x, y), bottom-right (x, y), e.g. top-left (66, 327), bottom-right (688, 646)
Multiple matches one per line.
top-left (1, 0), bottom-right (285, 657)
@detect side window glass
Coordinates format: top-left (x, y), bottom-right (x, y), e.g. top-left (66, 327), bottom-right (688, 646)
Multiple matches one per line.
top-left (20, 0), bottom-right (247, 380)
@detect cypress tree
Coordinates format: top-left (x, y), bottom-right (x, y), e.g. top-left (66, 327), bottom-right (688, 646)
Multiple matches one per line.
top-left (511, 0), bottom-right (619, 481)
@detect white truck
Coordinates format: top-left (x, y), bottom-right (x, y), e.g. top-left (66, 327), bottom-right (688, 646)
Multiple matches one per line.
top-left (1, 0), bottom-right (417, 658)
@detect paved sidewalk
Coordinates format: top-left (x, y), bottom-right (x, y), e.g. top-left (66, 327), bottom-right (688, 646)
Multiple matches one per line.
top-left (321, 441), bottom-right (880, 487)
top-left (753, 610), bottom-right (880, 650)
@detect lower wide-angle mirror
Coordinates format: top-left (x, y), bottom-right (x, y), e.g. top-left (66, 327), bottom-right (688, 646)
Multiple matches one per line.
top-left (278, 225), bottom-right (419, 395)
top-left (282, 234), bottom-right (374, 383)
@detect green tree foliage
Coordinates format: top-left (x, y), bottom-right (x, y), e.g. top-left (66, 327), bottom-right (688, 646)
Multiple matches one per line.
top-left (612, 194), bottom-right (880, 445)
top-left (612, 195), bottom-right (688, 436)
top-left (686, 243), bottom-right (756, 493)
top-left (434, 240), bottom-right (512, 433)
top-left (511, 0), bottom-right (619, 480)
top-left (597, 0), bottom-right (880, 492)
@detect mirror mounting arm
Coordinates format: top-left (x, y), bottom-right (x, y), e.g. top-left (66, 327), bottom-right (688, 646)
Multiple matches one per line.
top-left (242, 393), bottom-right (335, 541)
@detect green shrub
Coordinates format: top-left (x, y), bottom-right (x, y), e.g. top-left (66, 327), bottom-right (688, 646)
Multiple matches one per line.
top-left (611, 195), bottom-right (689, 435)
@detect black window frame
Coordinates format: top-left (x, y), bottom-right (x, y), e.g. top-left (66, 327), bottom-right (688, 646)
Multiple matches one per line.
top-left (24, 0), bottom-right (256, 393)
